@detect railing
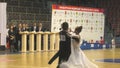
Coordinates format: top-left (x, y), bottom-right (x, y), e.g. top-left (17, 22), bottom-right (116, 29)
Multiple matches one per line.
top-left (20, 31), bottom-right (59, 52)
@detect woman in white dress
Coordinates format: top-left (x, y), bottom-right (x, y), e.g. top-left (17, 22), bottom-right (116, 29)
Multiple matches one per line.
top-left (60, 26), bottom-right (98, 68)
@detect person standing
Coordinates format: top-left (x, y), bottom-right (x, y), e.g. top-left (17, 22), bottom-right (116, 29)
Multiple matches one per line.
top-left (31, 22), bottom-right (37, 32)
top-left (8, 24), bottom-right (16, 52)
top-left (15, 23), bottom-right (22, 51)
top-left (36, 23), bottom-right (44, 50)
top-left (48, 22), bottom-right (71, 68)
top-left (22, 23), bottom-right (30, 50)
top-left (60, 26), bottom-right (98, 68)
top-left (6, 24), bottom-right (10, 49)
top-left (30, 22), bottom-right (37, 50)
top-left (36, 23), bottom-right (44, 32)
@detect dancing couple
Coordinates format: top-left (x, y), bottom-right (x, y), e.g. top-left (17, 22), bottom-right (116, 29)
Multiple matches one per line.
top-left (48, 22), bottom-right (98, 68)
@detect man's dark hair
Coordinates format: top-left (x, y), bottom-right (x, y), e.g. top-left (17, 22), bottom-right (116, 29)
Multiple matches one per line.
top-left (61, 22), bottom-right (69, 30)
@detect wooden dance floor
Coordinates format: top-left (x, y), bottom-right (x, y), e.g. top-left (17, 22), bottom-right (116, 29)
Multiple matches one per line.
top-left (0, 48), bottom-right (120, 68)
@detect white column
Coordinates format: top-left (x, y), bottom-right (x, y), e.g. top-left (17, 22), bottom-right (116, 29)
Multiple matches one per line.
top-left (55, 32), bottom-right (59, 50)
top-left (43, 32), bottom-right (50, 51)
top-left (50, 32), bottom-right (56, 51)
top-left (20, 31), bottom-right (28, 52)
top-left (36, 32), bottom-right (43, 51)
top-left (29, 32), bottom-right (36, 52)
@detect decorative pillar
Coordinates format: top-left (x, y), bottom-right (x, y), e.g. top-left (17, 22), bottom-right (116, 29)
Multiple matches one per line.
top-left (36, 31), bottom-right (43, 51)
top-left (43, 32), bottom-right (50, 51)
top-left (20, 31), bottom-right (28, 52)
top-left (29, 31), bottom-right (36, 52)
top-left (55, 32), bottom-right (60, 50)
top-left (50, 32), bottom-right (56, 51)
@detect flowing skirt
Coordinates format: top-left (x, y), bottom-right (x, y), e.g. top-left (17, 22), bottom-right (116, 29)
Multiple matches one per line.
top-left (60, 40), bottom-right (98, 68)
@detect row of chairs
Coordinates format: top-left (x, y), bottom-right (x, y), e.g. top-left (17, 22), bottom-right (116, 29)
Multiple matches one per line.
top-left (80, 42), bottom-right (111, 50)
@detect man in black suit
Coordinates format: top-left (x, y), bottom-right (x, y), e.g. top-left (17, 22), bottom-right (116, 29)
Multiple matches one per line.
top-left (22, 23), bottom-right (30, 50)
top-left (15, 23), bottom-right (22, 51)
top-left (21, 23), bottom-right (28, 31)
top-left (48, 22), bottom-right (71, 68)
top-left (30, 22), bottom-right (38, 50)
top-left (36, 23), bottom-right (44, 50)
top-left (36, 23), bottom-right (44, 32)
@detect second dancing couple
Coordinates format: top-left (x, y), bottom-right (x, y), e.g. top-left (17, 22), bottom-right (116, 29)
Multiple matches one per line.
top-left (48, 22), bottom-right (98, 68)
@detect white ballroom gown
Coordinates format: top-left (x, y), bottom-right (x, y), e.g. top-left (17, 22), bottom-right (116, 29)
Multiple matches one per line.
top-left (59, 36), bottom-right (98, 68)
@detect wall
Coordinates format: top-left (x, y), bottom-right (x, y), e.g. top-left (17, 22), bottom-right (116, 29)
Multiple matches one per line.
top-left (0, 0), bottom-right (119, 35)
top-left (0, 0), bottom-right (51, 30)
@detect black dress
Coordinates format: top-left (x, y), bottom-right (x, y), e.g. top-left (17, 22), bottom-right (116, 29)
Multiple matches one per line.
top-left (8, 30), bottom-right (16, 52)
